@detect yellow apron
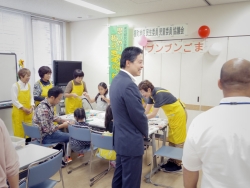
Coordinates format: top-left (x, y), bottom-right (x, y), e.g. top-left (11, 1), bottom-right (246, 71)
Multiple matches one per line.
top-left (12, 83), bottom-right (33, 138)
top-left (153, 90), bottom-right (187, 144)
top-left (65, 80), bottom-right (83, 114)
top-left (35, 81), bottom-right (53, 106)
top-left (142, 98), bottom-right (153, 113)
top-left (35, 81), bottom-right (56, 113)
top-left (35, 81), bottom-right (57, 124)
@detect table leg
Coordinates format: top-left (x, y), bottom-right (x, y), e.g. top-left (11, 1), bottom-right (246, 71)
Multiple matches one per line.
top-left (144, 127), bottom-right (167, 180)
top-left (161, 127), bottom-right (167, 163)
top-left (144, 133), bottom-right (158, 179)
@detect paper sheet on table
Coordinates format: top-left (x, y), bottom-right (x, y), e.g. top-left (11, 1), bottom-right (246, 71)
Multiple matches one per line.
top-left (90, 110), bottom-right (104, 116)
top-left (148, 118), bottom-right (168, 128)
top-left (87, 118), bottom-right (105, 128)
top-left (60, 114), bottom-right (74, 120)
top-left (148, 125), bottom-right (161, 135)
top-left (96, 112), bottom-right (105, 119)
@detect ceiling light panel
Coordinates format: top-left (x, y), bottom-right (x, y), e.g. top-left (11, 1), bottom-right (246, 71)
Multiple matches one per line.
top-left (64, 0), bottom-right (115, 14)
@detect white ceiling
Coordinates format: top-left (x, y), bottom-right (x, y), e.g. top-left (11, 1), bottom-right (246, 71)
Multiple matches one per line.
top-left (0, 0), bottom-right (249, 22)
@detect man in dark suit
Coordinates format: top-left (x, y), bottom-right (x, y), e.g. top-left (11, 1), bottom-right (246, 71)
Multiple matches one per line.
top-left (110, 47), bottom-right (148, 188)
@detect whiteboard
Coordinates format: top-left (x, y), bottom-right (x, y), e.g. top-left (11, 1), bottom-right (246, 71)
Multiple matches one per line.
top-left (0, 53), bottom-right (17, 102)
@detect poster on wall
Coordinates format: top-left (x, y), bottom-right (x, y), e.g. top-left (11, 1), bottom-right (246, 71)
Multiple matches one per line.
top-left (134, 24), bottom-right (188, 38)
top-left (109, 25), bottom-right (129, 84)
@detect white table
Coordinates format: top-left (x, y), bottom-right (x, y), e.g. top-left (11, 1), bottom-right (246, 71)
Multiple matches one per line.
top-left (17, 144), bottom-right (58, 170)
top-left (60, 111), bottom-right (168, 136)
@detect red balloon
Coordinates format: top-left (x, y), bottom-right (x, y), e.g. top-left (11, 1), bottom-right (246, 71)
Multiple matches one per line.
top-left (198, 25), bottom-right (210, 38)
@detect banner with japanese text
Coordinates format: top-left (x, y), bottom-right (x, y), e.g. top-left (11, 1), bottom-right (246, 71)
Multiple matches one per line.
top-left (145, 40), bottom-right (206, 54)
top-left (109, 25), bottom-right (129, 84)
top-left (134, 24), bottom-right (188, 38)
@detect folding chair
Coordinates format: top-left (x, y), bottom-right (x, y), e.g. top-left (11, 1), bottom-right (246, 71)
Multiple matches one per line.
top-left (22, 122), bottom-right (66, 160)
top-left (25, 150), bottom-right (65, 188)
top-left (149, 146), bottom-right (183, 188)
top-left (145, 127), bottom-right (167, 166)
top-left (22, 122), bottom-right (61, 147)
top-left (19, 179), bottom-right (26, 188)
top-left (67, 125), bottom-right (94, 174)
top-left (89, 131), bottom-right (114, 187)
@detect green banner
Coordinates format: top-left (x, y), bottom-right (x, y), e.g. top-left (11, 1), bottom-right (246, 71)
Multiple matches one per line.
top-left (109, 25), bottom-right (129, 84)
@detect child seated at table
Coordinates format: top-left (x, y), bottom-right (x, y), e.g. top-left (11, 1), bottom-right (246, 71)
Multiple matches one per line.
top-left (69, 108), bottom-right (90, 160)
top-left (105, 105), bottom-right (113, 133)
top-left (97, 105), bottom-right (116, 167)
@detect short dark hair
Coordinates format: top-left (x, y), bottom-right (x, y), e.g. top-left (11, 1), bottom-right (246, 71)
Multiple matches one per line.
top-left (138, 80), bottom-right (154, 92)
top-left (38, 66), bottom-right (52, 78)
top-left (48, 86), bottom-right (63, 98)
top-left (73, 69), bottom-right (84, 79)
top-left (120, 47), bottom-right (143, 68)
top-left (74, 108), bottom-right (86, 121)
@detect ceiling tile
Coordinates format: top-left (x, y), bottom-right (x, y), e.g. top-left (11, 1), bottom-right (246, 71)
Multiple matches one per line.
top-left (1, 0), bottom-right (248, 21)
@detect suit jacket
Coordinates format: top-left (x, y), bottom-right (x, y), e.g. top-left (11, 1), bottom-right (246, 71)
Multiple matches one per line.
top-left (110, 71), bottom-right (148, 156)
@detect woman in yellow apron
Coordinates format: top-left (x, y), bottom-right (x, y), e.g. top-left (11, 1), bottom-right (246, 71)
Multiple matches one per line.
top-left (34, 66), bottom-right (53, 106)
top-left (11, 68), bottom-right (34, 138)
top-left (33, 66), bottom-right (57, 121)
top-left (64, 69), bottom-right (87, 114)
top-left (138, 80), bottom-right (187, 172)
